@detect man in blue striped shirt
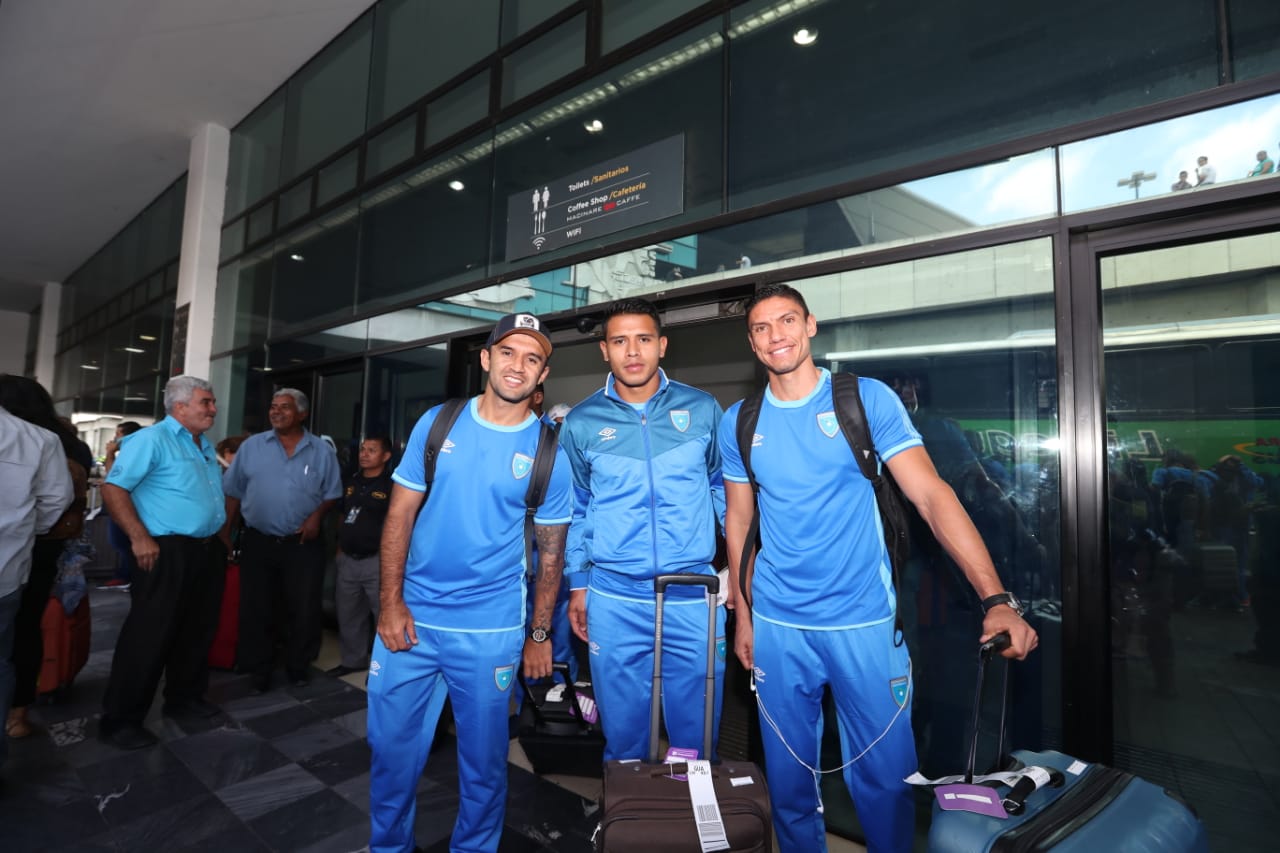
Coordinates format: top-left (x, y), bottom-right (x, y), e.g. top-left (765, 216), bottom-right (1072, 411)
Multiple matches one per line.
top-left (99, 376), bottom-right (228, 750)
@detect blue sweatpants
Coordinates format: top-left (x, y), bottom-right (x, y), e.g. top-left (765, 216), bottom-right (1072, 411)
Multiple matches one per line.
top-left (752, 617), bottom-right (916, 853)
top-left (367, 625), bottom-right (523, 853)
top-left (587, 588), bottom-right (725, 761)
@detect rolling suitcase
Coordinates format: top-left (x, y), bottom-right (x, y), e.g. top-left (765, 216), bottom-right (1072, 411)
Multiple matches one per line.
top-left (38, 595), bottom-right (91, 697)
top-left (911, 634), bottom-right (1208, 852)
top-left (518, 661), bottom-right (607, 777)
top-left (207, 560), bottom-right (240, 669)
top-left (595, 574), bottom-right (772, 853)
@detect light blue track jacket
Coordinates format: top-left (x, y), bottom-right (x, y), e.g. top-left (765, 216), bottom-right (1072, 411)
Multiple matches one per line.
top-left (561, 369), bottom-right (725, 597)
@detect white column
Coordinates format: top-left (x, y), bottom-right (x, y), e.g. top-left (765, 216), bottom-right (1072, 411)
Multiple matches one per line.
top-left (173, 122), bottom-right (230, 380)
top-left (35, 281), bottom-right (62, 390)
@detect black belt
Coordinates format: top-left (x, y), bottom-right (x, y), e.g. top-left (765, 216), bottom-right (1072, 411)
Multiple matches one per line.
top-left (247, 527), bottom-right (304, 545)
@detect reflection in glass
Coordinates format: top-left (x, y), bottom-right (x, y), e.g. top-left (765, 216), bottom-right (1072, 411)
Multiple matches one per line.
top-left (279, 179), bottom-right (313, 228)
top-left (368, 114), bottom-right (417, 178)
top-left (500, 0), bottom-right (576, 43)
top-left (317, 149), bottom-right (360, 206)
top-left (500, 13), bottom-right (586, 105)
top-left (269, 208), bottom-right (360, 337)
top-left (793, 237), bottom-right (1061, 790)
top-left (426, 71), bottom-right (490, 147)
top-left (365, 344), bottom-right (449, 455)
top-left (226, 92), bottom-right (285, 221)
top-left (213, 254), bottom-right (272, 354)
top-left (1061, 92), bottom-right (1280, 212)
top-left (1102, 230), bottom-right (1280, 853)
top-left (1229, 0), bottom-right (1280, 82)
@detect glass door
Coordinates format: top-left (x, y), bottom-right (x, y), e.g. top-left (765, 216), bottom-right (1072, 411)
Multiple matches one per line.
top-left (1097, 228), bottom-right (1280, 852)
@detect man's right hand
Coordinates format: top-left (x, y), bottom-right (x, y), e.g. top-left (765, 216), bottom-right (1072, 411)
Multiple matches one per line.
top-left (569, 589), bottom-right (588, 642)
top-left (131, 534), bottom-right (160, 571)
top-left (378, 600), bottom-right (419, 651)
top-left (734, 613), bottom-right (754, 671)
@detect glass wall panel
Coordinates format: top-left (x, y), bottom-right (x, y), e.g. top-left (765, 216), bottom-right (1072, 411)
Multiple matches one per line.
top-left (425, 71), bottom-right (491, 147)
top-left (281, 13), bottom-right (372, 181)
top-left (790, 237), bottom-right (1061, 797)
top-left (1230, 0), bottom-right (1280, 82)
top-left (209, 350), bottom-right (270, 441)
top-left (269, 207), bottom-right (361, 337)
top-left (213, 253), bottom-right (272, 354)
top-left (501, 13), bottom-right (586, 105)
top-left (220, 219), bottom-right (246, 263)
top-left (727, 0), bottom-right (1219, 209)
top-left (1061, 92), bottom-right (1280, 213)
top-left (491, 22), bottom-right (725, 273)
top-left (317, 149), bottom-right (360, 206)
top-left (358, 137), bottom-right (495, 313)
top-left (268, 319), bottom-right (368, 370)
top-left (247, 203), bottom-right (275, 245)
top-left (369, 0), bottom-right (500, 126)
top-left (279, 179), bottom-right (313, 228)
top-left (601, 0), bottom-right (705, 54)
top-left (1101, 230), bottom-right (1280, 853)
top-left (226, 91), bottom-right (285, 221)
top-left (501, 0), bottom-right (576, 43)
top-left (365, 344), bottom-right (449, 455)
top-left (368, 114), bottom-right (417, 177)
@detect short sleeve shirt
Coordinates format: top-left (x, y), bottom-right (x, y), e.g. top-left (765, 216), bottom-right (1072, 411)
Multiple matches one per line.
top-left (222, 429), bottom-right (343, 536)
top-left (106, 416), bottom-right (225, 538)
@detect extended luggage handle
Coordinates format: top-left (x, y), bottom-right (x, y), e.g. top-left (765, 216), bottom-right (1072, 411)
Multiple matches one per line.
top-left (518, 661), bottom-right (591, 733)
top-left (965, 632), bottom-right (1012, 784)
top-left (650, 573), bottom-right (719, 765)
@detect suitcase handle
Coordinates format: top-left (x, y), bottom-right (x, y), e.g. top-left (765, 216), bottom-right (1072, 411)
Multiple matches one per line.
top-left (965, 632), bottom-right (1012, 783)
top-left (650, 573), bottom-right (719, 764)
top-left (518, 661), bottom-right (591, 733)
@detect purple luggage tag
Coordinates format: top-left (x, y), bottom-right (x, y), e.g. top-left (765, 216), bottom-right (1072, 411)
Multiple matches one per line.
top-left (934, 783), bottom-right (1009, 819)
top-left (664, 746), bottom-right (700, 782)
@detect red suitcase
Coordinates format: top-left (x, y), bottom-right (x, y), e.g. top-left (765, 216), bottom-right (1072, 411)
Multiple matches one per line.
top-left (207, 561), bottom-right (240, 669)
top-left (38, 596), bottom-right (91, 697)
top-left (595, 574), bottom-right (772, 852)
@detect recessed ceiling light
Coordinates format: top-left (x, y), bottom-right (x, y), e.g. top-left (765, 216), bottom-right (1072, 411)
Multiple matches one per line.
top-left (122, 346), bottom-right (146, 354)
top-left (80, 364), bottom-right (100, 370)
top-left (289, 253), bottom-right (304, 262)
top-left (138, 334), bottom-right (157, 342)
top-left (448, 180), bottom-right (465, 191)
top-left (584, 119), bottom-right (604, 133)
top-left (793, 28), bottom-right (818, 46)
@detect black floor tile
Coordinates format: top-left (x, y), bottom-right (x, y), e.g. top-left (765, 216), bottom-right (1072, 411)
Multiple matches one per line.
top-left (90, 792), bottom-right (244, 851)
top-left (246, 788), bottom-right (367, 851)
top-left (305, 686), bottom-right (369, 719)
top-left (0, 793), bottom-right (109, 851)
top-left (271, 718), bottom-right (359, 762)
top-left (215, 762), bottom-right (326, 822)
top-left (167, 725), bottom-right (292, 790)
top-left (76, 746), bottom-right (209, 827)
top-left (240, 702), bottom-right (323, 740)
top-left (300, 738), bottom-right (372, 786)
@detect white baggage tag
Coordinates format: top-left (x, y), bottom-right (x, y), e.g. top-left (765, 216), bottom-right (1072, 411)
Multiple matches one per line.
top-left (686, 760), bottom-right (730, 852)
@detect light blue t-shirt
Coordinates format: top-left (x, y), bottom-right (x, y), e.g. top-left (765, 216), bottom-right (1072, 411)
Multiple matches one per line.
top-left (392, 398), bottom-right (573, 632)
top-left (718, 370), bottom-right (922, 629)
top-left (222, 429), bottom-right (343, 536)
top-left (107, 415), bottom-right (225, 538)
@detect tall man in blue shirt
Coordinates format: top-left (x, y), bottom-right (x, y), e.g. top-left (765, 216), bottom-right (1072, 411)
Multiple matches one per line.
top-left (718, 284), bottom-right (1039, 852)
top-left (368, 313), bottom-right (573, 853)
top-left (98, 376), bottom-right (228, 750)
top-left (223, 388), bottom-right (342, 691)
top-left (561, 298), bottom-right (726, 761)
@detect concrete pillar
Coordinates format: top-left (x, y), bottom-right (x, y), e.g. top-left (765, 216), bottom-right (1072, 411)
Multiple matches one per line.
top-left (34, 282), bottom-right (61, 390)
top-left (173, 122), bottom-right (230, 380)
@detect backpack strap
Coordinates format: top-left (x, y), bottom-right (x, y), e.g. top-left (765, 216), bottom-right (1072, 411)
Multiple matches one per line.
top-left (734, 389), bottom-right (766, 612)
top-left (423, 398), bottom-right (468, 495)
top-left (524, 421), bottom-right (559, 576)
top-left (830, 372), bottom-right (909, 645)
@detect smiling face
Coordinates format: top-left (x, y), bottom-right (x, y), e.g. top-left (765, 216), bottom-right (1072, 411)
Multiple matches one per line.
top-left (746, 295), bottom-right (817, 378)
top-left (174, 389), bottom-right (217, 436)
top-left (600, 312), bottom-right (667, 401)
top-left (268, 394), bottom-right (306, 433)
top-left (481, 333), bottom-right (549, 406)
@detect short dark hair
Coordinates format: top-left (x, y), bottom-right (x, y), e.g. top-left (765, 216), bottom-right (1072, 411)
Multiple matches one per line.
top-left (364, 435), bottom-right (393, 454)
top-left (602, 298), bottom-right (662, 337)
top-left (744, 284), bottom-right (809, 325)
top-left (119, 421), bottom-right (143, 436)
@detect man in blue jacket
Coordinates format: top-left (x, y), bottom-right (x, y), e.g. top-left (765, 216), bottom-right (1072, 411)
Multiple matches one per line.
top-left (562, 297), bottom-right (726, 761)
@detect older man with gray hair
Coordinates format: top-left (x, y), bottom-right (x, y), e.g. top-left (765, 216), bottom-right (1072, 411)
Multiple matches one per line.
top-left (223, 388), bottom-right (341, 692)
top-left (99, 375), bottom-right (228, 750)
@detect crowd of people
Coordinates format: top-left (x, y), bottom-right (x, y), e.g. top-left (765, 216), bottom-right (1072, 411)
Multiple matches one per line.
top-left (1171, 145), bottom-right (1276, 192)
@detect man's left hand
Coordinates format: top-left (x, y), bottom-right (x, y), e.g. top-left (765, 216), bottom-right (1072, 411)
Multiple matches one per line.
top-left (297, 513), bottom-right (322, 543)
top-left (980, 606), bottom-right (1039, 660)
top-left (522, 638), bottom-right (552, 680)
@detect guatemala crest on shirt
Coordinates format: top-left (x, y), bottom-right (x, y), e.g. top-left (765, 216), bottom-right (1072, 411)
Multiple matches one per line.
top-left (817, 411), bottom-right (839, 438)
top-left (512, 453), bottom-right (533, 479)
top-left (494, 664), bottom-right (514, 691)
top-left (670, 410), bottom-right (690, 432)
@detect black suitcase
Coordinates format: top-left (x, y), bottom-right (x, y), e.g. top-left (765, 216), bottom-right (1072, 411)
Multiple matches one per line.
top-left (595, 574), bottom-right (772, 852)
top-left (518, 661), bottom-right (607, 777)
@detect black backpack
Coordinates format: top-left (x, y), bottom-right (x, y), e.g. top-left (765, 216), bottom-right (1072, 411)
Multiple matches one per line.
top-left (423, 398), bottom-right (559, 573)
top-left (734, 372), bottom-right (910, 644)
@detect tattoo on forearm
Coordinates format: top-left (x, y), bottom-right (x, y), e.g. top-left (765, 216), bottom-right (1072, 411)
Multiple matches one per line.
top-left (532, 524), bottom-right (567, 629)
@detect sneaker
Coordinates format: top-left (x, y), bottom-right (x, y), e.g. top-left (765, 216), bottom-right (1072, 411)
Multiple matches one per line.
top-left (324, 664), bottom-right (363, 678)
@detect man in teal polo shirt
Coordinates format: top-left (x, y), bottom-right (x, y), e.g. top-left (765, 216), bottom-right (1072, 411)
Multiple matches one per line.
top-left (99, 375), bottom-right (228, 750)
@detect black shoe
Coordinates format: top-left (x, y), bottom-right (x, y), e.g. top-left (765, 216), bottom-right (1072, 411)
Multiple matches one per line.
top-left (99, 724), bottom-right (158, 751)
top-left (288, 668), bottom-right (311, 687)
top-left (251, 673), bottom-right (272, 694)
top-left (162, 698), bottom-right (222, 719)
top-left (324, 664), bottom-right (362, 677)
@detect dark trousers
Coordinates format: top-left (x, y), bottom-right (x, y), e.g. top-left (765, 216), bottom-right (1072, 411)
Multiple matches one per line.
top-left (107, 519), bottom-right (136, 583)
top-left (101, 536), bottom-right (225, 729)
top-left (10, 539), bottom-right (62, 708)
top-left (237, 528), bottom-right (325, 678)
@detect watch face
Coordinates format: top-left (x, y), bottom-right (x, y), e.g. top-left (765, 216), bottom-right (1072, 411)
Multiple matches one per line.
top-left (530, 627), bottom-right (548, 643)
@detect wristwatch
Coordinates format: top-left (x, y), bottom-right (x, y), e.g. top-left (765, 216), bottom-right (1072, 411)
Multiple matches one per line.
top-left (529, 625), bottom-right (551, 643)
top-left (981, 592), bottom-right (1026, 617)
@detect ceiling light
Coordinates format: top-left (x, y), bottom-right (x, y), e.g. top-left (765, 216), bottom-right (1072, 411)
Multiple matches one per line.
top-left (584, 119), bottom-right (604, 133)
top-left (122, 346), bottom-right (146, 354)
top-left (793, 28), bottom-right (818, 45)
top-left (80, 364), bottom-right (100, 370)
top-left (289, 253), bottom-right (305, 262)
top-left (138, 334), bottom-right (157, 342)
top-left (448, 180), bottom-right (465, 191)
